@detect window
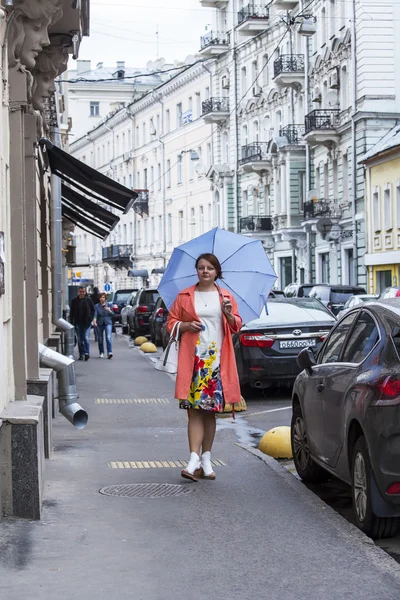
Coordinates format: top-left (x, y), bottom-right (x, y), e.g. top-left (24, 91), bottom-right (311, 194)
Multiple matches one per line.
top-left (151, 217), bottom-right (155, 245)
top-left (136, 171), bottom-right (141, 188)
top-left (167, 213), bottom-right (172, 243)
top-left (191, 207), bottom-right (196, 238)
top-left (156, 114), bottom-right (160, 135)
top-left (384, 185), bottom-right (392, 230)
top-left (158, 215), bottom-right (163, 242)
top-left (207, 143), bottom-right (212, 166)
top-left (252, 59), bottom-right (258, 85)
top-left (115, 135), bottom-right (120, 156)
top-left (280, 257), bottom-right (292, 290)
top-left (157, 163), bottom-right (161, 190)
top-left (319, 313), bottom-right (358, 364)
top-left (332, 159), bottom-right (338, 199)
top-left (196, 92), bottom-right (201, 118)
top-left (144, 218), bottom-right (148, 246)
top-left (341, 66), bottom-right (348, 109)
top-left (177, 154), bottom-right (183, 184)
top-left (136, 126), bottom-right (140, 147)
top-left (324, 162), bottom-right (329, 199)
top-left (373, 188), bottom-right (381, 232)
top-left (329, 0), bottom-right (336, 39)
top-left (178, 210), bottom-right (184, 240)
top-left (150, 166), bottom-right (154, 191)
top-left (200, 205), bottom-right (204, 233)
top-left (122, 132), bottom-right (126, 152)
top-left (222, 131), bottom-right (229, 164)
top-left (242, 124), bottom-right (248, 147)
top-left (189, 154), bottom-right (195, 180)
top-left (262, 54), bottom-right (269, 86)
top-left (166, 159), bottom-right (171, 188)
top-left (166, 109), bottom-right (170, 133)
top-left (341, 312), bottom-right (379, 364)
top-left (197, 147), bottom-right (202, 176)
top-left (188, 96), bottom-right (193, 112)
top-left (298, 171), bottom-right (306, 212)
top-left (176, 103), bottom-right (183, 128)
top-left (143, 168), bottom-right (148, 189)
top-left (253, 120), bottom-right (259, 143)
top-left (342, 154), bottom-right (348, 203)
top-left (241, 66), bottom-right (247, 96)
top-left (205, 86), bottom-right (210, 99)
top-left (90, 101), bottom-right (100, 117)
top-left (320, 253), bottom-right (330, 283)
top-left (142, 122), bottom-right (146, 144)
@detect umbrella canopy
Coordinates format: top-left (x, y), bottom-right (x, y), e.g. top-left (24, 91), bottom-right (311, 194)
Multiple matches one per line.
top-left (159, 228), bottom-right (277, 324)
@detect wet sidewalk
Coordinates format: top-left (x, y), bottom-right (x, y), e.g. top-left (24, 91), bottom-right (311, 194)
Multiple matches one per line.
top-left (1, 335), bottom-right (400, 599)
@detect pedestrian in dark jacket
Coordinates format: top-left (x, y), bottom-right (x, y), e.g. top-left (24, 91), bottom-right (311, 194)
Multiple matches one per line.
top-left (93, 292), bottom-right (114, 359)
top-left (90, 286), bottom-right (101, 306)
top-left (70, 286), bottom-right (95, 361)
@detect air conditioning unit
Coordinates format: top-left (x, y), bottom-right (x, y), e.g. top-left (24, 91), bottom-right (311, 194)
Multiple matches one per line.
top-left (253, 85), bottom-right (262, 98)
top-left (329, 68), bottom-right (340, 90)
top-left (221, 75), bottom-right (230, 89)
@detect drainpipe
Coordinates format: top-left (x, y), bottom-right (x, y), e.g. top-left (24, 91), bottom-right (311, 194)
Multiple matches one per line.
top-left (49, 127), bottom-right (88, 427)
top-left (351, 0), bottom-right (358, 285)
top-left (233, 42), bottom-right (239, 233)
top-left (39, 344), bottom-right (87, 429)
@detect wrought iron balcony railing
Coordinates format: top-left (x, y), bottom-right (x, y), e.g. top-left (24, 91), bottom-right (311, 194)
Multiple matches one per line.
top-left (238, 4), bottom-right (270, 25)
top-left (304, 109), bottom-right (339, 134)
top-left (279, 124), bottom-right (305, 144)
top-left (102, 244), bottom-right (133, 261)
top-left (239, 142), bottom-right (270, 165)
top-left (274, 54), bottom-right (305, 78)
top-left (202, 97), bottom-right (229, 115)
top-left (303, 199), bottom-right (342, 220)
top-left (240, 215), bottom-right (273, 233)
top-left (200, 30), bottom-right (230, 49)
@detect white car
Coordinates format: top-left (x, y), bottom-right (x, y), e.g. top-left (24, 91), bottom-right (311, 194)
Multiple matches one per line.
top-left (336, 294), bottom-right (377, 319)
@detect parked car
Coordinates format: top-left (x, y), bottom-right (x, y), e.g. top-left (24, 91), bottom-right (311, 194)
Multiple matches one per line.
top-left (128, 287), bottom-right (160, 338)
top-left (233, 298), bottom-right (336, 391)
top-left (379, 287), bottom-right (400, 299)
top-left (121, 291), bottom-right (137, 334)
top-left (269, 289), bottom-right (285, 298)
top-left (308, 284), bottom-right (366, 316)
top-left (291, 300), bottom-right (400, 539)
top-left (336, 294), bottom-right (378, 318)
top-left (284, 283), bottom-right (316, 298)
top-left (110, 289), bottom-right (137, 324)
top-left (149, 297), bottom-right (169, 346)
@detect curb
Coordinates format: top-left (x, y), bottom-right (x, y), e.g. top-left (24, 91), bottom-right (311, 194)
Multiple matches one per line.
top-left (237, 442), bottom-right (400, 581)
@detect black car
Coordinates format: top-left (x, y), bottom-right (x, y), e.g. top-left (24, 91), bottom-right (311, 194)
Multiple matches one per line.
top-left (110, 289), bottom-right (137, 324)
top-left (233, 298), bottom-right (336, 390)
top-left (308, 284), bottom-right (366, 316)
top-left (149, 297), bottom-right (169, 346)
top-left (128, 287), bottom-right (160, 338)
top-left (291, 300), bottom-right (400, 538)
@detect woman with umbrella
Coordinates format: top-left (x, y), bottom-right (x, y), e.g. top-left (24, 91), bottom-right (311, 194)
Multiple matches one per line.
top-left (167, 253), bottom-right (242, 482)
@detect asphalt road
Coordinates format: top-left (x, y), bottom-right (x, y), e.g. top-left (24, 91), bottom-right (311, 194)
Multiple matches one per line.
top-left (1, 333), bottom-right (399, 599)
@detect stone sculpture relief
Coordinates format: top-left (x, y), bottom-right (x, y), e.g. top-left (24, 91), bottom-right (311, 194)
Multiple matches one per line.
top-left (32, 41), bottom-right (69, 112)
top-left (8, 0), bottom-right (63, 73)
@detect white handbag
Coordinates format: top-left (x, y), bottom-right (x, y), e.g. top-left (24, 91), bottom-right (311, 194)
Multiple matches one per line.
top-left (155, 321), bottom-right (181, 374)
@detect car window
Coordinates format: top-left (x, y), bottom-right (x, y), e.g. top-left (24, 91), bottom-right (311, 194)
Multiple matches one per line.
top-left (319, 313), bottom-right (358, 364)
top-left (140, 291), bottom-right (160, 305)
top-left (299, 285), bottom-right (313, 298)
top-left (341, 312), bottom-right (379, 363)
top-left (330, 289), bottom-right (364, 304)
top-left (114, 292), bottom-right (133, 303)
top-left (310, 286), bottom-right (328, 301)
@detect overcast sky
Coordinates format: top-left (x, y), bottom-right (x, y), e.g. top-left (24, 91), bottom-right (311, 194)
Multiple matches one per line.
top-left (79, 0), bottom-right (212, 68)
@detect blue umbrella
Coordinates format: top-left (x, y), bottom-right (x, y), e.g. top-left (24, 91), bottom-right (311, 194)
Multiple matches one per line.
top-left (158, 227), bottom-right (277, 324)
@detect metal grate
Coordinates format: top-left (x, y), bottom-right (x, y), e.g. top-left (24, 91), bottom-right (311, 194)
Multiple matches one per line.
top-left (96, 398), bottom-right (170, 404)
top-left (99, 483), bottom-right (195, 498)
top-left (108, 459), bottom-right (227, 469)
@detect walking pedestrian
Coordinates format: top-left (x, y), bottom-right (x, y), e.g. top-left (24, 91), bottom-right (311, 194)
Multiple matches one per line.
top-left (70, 286), bottom-right (95, 361)
top-left (90, 287), bottom-right (101, 342)
top-left (93, 292), bottom-right (114, 359)
top-left (166, 253), bottom-right (242, 482)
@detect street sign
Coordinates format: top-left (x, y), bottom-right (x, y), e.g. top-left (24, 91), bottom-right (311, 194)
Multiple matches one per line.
top-left (104, 283), bottom-right (111, 292)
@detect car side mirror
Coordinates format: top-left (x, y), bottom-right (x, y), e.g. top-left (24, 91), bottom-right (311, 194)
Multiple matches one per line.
top-left (297, 348), bottom-right (316, 373)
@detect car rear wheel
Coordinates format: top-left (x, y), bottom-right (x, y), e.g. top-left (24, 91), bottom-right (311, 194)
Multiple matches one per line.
top-left (351, 436), bottom-right (400, 539)
top-left (291, 404), bottom-right (330, 483)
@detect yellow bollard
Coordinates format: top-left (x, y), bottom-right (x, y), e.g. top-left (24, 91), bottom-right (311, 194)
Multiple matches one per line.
top-left (134, 336), bottom-right (148, 346)
top-left (258, 426), bottom-right (293, 459)
top-left (140, 342), bottom-right (158, 353)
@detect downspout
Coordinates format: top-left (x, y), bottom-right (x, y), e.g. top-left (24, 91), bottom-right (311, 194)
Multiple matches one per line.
top-left (351, 0), bottom-right (358, 284)
top-left (155, 95), bottom-right (167, 269)
top-left (39, 344), bottom-right (88, 429)
top-left (48, 127), bottom-right (88, 427)
top-left (233, 39), bottom-right (239, 233)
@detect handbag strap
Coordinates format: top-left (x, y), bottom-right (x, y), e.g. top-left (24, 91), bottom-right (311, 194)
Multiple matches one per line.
top-left (170, 320), bottom-right (181, 341)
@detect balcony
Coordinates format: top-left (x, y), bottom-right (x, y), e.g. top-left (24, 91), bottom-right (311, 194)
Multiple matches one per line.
top-left (202, 97), bottom-right (229, 124)
top-left (199, 0), bottom-right (227, 6)
top-left (271, 0), bottom-right (299, 10)
top-left (236, 4), bottom-right (270, 36)
top-left (304, 109), bottom-right (340, 147)
top-left (273, 54), bottom-right (305, 89)
top-left (240, 216), bottom-right (273, 234)
top-left (199, 30), bottom-right (230, 57)
top-left (102, 244), bottom-right (133, 269)
top-left (239, 142), bottom-right (273, 173)
top-left (303, 199), bottom-right (342, 221)
top-left (279, 124), bottom-right (306, 145)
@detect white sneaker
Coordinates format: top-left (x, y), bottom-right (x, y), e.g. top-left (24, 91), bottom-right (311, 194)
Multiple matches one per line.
top-left (200, 451), bottom-right (216, 480)
top-left (99, 353), bottom-right (104, 358)
top-left (181, 452), bottom-right (201, 481)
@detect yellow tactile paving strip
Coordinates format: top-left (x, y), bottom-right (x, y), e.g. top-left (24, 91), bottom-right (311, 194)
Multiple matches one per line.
top-left (108, 459), bottom-right (227, 469)
top-left (96, 398), bottom-right (170, 404)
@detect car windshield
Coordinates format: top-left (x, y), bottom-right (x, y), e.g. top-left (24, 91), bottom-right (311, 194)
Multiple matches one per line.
top-left (114, 292), bottom-right (133, 303)
top-left (330, 288), bottom-right (365, 303)
top-left (242, 299), bottom-right (336, 329)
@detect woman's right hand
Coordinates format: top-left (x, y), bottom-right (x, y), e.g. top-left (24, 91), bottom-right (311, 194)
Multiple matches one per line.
top-left (180, 321), bottom-right (202, 333)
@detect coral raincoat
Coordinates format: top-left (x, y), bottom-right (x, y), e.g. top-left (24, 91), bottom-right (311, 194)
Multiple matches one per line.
top-left (167, 284), bottom-right (242, 405)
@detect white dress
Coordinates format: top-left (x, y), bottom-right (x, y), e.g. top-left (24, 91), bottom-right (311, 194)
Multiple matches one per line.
top-left (186, 291), bottom-right (225, 411)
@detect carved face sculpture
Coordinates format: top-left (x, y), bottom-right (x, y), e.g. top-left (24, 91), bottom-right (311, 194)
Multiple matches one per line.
top-left (20, 17), bottom-right (52, 70)
top-left (32, 42), bottom-right (69, 111)
top-left (32, 70), bottom-right (56, 110)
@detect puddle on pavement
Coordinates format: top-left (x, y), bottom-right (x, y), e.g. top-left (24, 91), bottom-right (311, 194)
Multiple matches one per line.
top-left (216, 415), bottom-right (264, 447)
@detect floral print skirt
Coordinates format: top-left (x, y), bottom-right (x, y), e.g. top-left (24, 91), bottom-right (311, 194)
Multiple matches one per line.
top-left (182, 340), bottom-right (224, 412)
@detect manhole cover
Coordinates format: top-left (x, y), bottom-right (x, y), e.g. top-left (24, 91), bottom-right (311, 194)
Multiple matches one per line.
top-left (99, 483), bottom-right (194, 498)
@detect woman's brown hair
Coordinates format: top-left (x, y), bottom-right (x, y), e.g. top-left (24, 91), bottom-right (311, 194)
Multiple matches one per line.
top-left (99, 292), bottom-right (107, 300)
top-left (195, 253), bottom-right (223, 281)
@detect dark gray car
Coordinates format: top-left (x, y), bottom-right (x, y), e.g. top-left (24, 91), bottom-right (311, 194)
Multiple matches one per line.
top-left (291, 300), bottom-right (400, 538)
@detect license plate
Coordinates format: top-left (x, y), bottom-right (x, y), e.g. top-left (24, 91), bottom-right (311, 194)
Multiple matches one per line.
top-left (279, 339), bottom-right (316, 349)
